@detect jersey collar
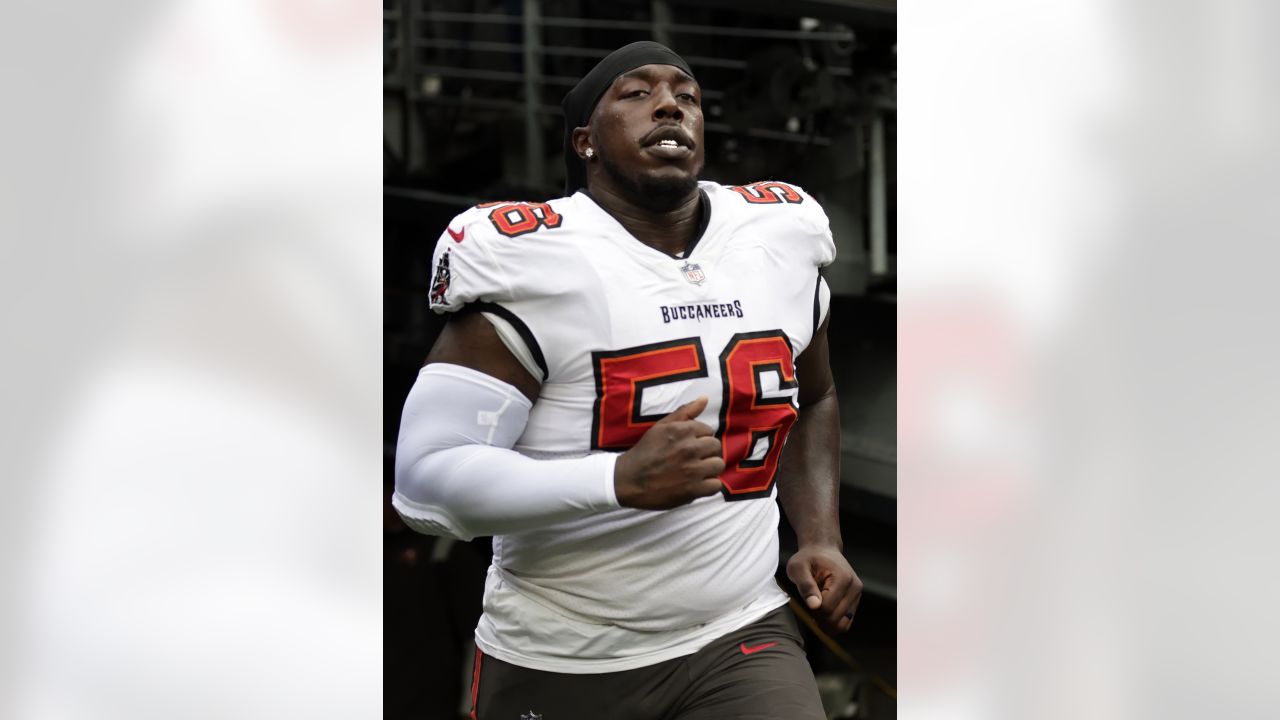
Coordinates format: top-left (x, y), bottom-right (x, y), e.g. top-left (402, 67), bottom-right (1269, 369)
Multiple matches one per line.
top-left (577, 187), bottom-right (712, 261)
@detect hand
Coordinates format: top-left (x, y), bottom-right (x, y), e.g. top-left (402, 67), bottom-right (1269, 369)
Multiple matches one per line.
top-left (613, 396), bottom-right (725, 510)
top-left (786, 544), bottom-right (862, 634)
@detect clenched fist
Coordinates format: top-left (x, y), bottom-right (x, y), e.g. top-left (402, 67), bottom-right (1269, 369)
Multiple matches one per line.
top-left (613, 396), bottom-right (725, 510)
top-left (787, 544), bottom-right (862, 635)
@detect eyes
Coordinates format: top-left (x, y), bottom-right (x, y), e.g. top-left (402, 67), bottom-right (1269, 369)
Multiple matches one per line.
top-left (622, 88), bottom-right (699, 103)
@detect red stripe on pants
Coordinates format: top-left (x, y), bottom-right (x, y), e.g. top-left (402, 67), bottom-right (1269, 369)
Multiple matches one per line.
top-left (468, 647), bottom-right (483, 720)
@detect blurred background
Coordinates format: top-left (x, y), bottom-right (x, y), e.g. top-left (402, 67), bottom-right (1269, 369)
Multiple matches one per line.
top-left (383, 1), bottom-right (897, 718)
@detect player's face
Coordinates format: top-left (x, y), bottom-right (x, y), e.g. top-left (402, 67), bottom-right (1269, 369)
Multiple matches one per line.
top-left (590, 64), bottom-right (704, 208)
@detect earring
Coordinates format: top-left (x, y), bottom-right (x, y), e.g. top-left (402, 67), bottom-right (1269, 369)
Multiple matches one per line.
top-left (585, 148), bottom-right (594, 158)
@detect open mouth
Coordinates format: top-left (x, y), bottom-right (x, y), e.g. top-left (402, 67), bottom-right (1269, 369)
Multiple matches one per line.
top-left (644, 133), bottom-right (694, 159)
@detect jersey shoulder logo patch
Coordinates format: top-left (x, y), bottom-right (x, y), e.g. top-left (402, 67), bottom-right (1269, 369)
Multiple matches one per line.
top-left (429, 249), bottom-right (452, 306)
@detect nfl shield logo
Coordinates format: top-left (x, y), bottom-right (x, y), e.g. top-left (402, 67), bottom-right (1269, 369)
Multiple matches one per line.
top-left (520, 712), bottom-right (543, 720)
top-left (681, 261), bottom-right (706, 286)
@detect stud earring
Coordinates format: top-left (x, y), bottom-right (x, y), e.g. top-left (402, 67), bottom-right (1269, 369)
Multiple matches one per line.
top-left (585, 148), bottom-right (594, 158)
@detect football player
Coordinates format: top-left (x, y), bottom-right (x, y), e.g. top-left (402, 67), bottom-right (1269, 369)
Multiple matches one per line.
top-left (395, 41), bottom-right (861, 719)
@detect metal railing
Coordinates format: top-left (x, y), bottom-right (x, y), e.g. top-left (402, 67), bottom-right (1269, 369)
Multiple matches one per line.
top-left (388, 1), bottom-right (864, 187)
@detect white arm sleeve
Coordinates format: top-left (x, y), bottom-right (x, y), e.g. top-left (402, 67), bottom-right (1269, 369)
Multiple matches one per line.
top-left (392, 363), bottom-right (619, 541)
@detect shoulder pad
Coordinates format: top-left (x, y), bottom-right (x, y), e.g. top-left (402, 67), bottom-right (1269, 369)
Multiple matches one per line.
top-left (427, 196), bottom-right (578, 312)
top-left (713, 180), bottom-right (835, 267)
top-left (721, 180), bottom-right (829, 229)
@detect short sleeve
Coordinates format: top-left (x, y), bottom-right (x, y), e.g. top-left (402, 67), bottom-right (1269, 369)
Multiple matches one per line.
top-left (794, 186), bottom-right (838, 269)
top-left (815, 274), bottom-right (832, 332)
top-left (423, 199), bottom-right (575, 382)
top-left (427, 208), bottom-right (513, 314)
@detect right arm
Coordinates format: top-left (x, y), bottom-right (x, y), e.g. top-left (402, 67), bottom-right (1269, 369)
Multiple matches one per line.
top-left (425, 310), bottom-right (541, 404)
top-left (393, 312), bottom-right (724, 540)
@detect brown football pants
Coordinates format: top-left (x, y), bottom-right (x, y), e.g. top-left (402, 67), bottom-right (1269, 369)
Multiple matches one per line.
top-left (468, 606), bottom-right (826, 720)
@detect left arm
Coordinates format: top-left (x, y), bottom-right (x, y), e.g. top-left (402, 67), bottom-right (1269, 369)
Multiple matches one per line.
top-left (776, 312), bottom-right (863, 634)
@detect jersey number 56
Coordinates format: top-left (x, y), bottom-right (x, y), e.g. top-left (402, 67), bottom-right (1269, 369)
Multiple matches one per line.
top-left (590, 331), bottom-right (798, 501)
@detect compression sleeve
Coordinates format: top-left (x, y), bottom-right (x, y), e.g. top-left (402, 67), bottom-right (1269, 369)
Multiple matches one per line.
top-left (392, 363), bottom-right (620, 541)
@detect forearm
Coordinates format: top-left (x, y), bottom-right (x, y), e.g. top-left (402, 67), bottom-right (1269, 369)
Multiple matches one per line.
top-left (392, 363), bottom-right (618, 540)
top-left (394, 444), bottom-right (618, 540)
top-left (776, 387), bottom-right (843, 550)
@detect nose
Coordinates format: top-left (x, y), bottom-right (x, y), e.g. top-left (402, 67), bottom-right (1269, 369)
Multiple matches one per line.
top-left (651, 84), bottom-right (683, 122)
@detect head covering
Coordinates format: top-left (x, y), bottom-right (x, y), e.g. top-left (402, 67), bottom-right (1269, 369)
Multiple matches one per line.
top-left (561, 41), bottom-right (694, 196)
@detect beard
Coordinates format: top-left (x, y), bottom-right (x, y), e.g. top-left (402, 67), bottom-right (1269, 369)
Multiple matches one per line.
top-left (599, 151), bottom-right (699, 212)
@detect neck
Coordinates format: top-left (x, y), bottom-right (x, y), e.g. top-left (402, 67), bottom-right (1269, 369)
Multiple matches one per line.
top-left (588, 184), bottom-right (702, 256)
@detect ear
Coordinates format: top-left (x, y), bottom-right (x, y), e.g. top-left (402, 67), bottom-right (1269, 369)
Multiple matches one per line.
top-left (571, 126), bottom-right (593, 160)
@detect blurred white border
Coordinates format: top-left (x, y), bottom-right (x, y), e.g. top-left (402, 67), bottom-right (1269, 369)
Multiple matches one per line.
top-left (901, 0), bottom-right (1280, 717)
top-left (5, 1), bottom-right (382, 718)
top-left (4, 0), bottom-right (1280, 716)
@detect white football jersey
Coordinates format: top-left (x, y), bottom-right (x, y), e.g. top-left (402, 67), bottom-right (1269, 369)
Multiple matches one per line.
top-left (426, 179), bottom-right (836, 673)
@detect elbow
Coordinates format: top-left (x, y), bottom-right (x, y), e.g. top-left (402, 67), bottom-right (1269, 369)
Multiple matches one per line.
top-left (391, 490), bottom-right (474, 541)
top-left (390, 363), bottom-right (535, 540)
top-left (393, 443), bottom-right (477, 541)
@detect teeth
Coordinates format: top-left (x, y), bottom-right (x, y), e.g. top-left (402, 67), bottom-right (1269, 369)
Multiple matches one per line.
top-left (657, 139), bottom-right (679, 148)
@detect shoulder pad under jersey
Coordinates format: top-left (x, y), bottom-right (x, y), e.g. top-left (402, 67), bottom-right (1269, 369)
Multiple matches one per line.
top-left (712, 180), bottom-right (837, 268)
top-left (426, 198), bottom-right (573, 313)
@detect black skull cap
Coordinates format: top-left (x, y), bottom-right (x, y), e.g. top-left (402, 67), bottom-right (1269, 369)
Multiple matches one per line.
top-left (561, 41), bottom-right (694, 196)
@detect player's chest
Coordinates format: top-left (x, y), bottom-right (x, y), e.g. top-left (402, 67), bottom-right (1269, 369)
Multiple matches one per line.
top-left (583, 238), bottom-right (809, 344)
top-left (549, 237), bottom-right (812, 405)
top-left (567, 241), bottom-right (808, 493)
